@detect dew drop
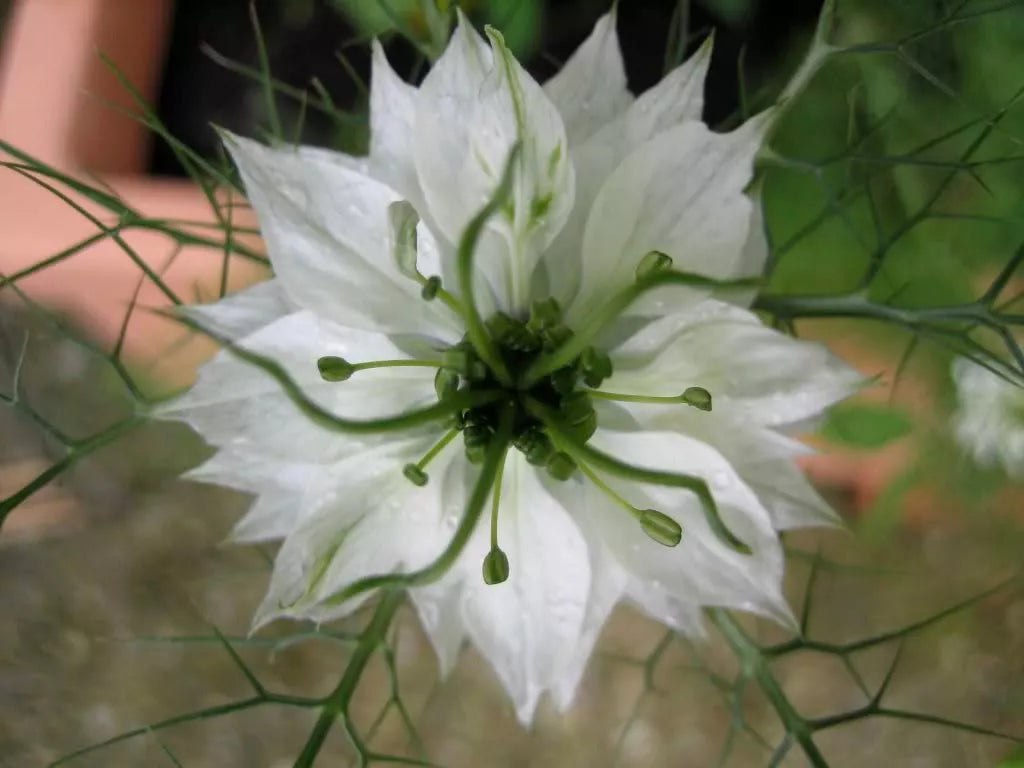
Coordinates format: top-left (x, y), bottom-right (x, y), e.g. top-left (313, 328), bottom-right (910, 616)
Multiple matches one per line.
top-left (712, 470), bottom-right (731, 491)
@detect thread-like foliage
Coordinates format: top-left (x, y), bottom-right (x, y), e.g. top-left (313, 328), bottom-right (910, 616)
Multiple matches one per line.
top-left (1, 1), bottom-right (1023, 766)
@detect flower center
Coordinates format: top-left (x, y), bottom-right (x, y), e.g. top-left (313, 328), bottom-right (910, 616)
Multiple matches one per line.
top-left (435, 298), bottom-right (611, 481)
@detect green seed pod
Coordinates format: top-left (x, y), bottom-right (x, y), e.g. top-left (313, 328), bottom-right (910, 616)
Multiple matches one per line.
top-left (546, 451), bottom-right (577, 481)
top-left (682, 386), bottom-right (713, 412)
top-left (482, 547), bottom-right (510, 585)
top-left (635, 250), bottom-right (673, 282)
top-left (317, 356), bottom-right (355, 382)
top-left (514, 427), bottom-right (554, 466)
top-left (562, 392), bottom-right (594, 427)
top-left (402, 464), bottom-right (428, 487)
top-left (639, 509), bottom-right (683, 547)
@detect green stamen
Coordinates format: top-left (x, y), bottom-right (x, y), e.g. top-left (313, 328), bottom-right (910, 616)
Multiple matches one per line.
top-left (402, 429), bottom-right (459, 486)
top-left (526, 396), bottom-right (751, 555)
top-left (318, 356), bottom-right (440, 383)
top-left (483, 445), bottom-right (511, 585)
top-left (590, 386), bottom-right (714, 411)
top-left (576, 459), bottom-right (681, 546)
top-left (635, 250), bottom-right (673, 281)
top-left (421, 275), bottom-right (442, 301)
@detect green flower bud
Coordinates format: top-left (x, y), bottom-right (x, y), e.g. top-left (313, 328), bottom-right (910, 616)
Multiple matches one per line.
top-left (682, 386), bottom-right (713, 412)
top-left (434, 368), bottom-right (460, 401)
top-left (529, 297), bottom-right (562, 329)
top-left (402, 464), bottom-right (428, 486)
top-left (540, 323), bottom-right (574, 351)
top-left (635, 250), bottom-right (673, 282)
top-left (580, 346), bottom-right (613, 387)
top-left (514, 427), bottom-right (554, 466)
top-left (546, 451), bottom-right (577, 481)
top-left (482, 547), bottom-right (510, 585)
top-left (550, 366), bottom-right (578, 396)
top-left (421, 275), bottom-right (442, 301)
top-left (639, 509), bottom-right (682, 547)
top-left (317, 355), bottom-right (354, 382)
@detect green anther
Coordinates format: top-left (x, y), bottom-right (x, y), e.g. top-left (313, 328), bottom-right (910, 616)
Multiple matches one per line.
top-left (402, 464), bottom-right (429, 487)
top-left (546, 451), bottom-right (577, 481)
top-left (639, 509), bottom-right (683, 547)
top-left (434, 368), bottom-right (459, 401)
top-left (550, 366), bottom-right (578, 396)
top-left (482, 547), bottom-right (510, 585)
top-left (580, 346), bottom-right (613, 388)
top-left (487, 312), bottom-right (540, 352)
top-left (421, 275), bottom-right (442, 301)
top-left (317, 355), bottom-right (354, 382)
top-left (562, 391), bottom-right (595, 428)
top-left (682, 386), bottom-right (713, 412)
top-left (635, 250), bottom-right (674, 282)
top-left (529, 297), bottom-right (562, 329)
top-left (540, 324), bottom-right (574, 351)
top-left (514, 427), bottom-right (554, 466)
top-left (465, 442), bottom-right (487, 464)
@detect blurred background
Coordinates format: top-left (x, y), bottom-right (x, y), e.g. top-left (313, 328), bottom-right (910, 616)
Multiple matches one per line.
top-left (1, 0), bottom-right (1022, 765)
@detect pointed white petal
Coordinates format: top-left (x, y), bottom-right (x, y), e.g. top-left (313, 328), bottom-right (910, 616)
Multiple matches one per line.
top-left (587, 428), bottom-right (796, 629)
top-left (415, 16), bottom-right (574, 313)
top-left (543, 10), bottom-right (631, 146)
top-left (255, 433), bottom-right (460, 628)
top-left (569, 115), bottom-right (770, 327)
top-left (222, 133), bottom-right (461, 340)
top-left (605, 300), bottom-right (861, 428)
top-left (180, 279), bottom-right (292, 341)
top-left (155, 310), bottom-right (438, 462)
top-left (461, 454), bottom-right (591, 723)
top-left (410, 581), bottom-right (467, 677)
top-left (184, 451), bottom-right (325, 542)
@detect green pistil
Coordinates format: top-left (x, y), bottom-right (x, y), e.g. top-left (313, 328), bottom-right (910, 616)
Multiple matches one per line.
top-left (590, 386), bottom-right (714, 412)
top-left (317, 356), bottom-right (440, 382)
top-left (403, 429), bottom-right (459, 486)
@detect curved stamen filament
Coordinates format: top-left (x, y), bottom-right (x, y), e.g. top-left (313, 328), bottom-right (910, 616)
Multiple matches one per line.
top-left (490, 445), bottom-right (509, 551)
top-left (520, 270), bottom-right (760, 387)
top-left (576, 459), bottom-right (643, 521)
top-left (524, 396), bottom-right (751, 555)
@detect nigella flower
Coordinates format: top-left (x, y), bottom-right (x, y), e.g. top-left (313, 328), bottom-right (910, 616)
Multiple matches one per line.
top-left (951, 358), bottom-right (1024, 478)
top-left (157, 11), bottom-right (858, 721)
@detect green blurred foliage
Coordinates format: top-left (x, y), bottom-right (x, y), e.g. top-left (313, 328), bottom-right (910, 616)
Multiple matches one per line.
top-left (819, 402), bottom-right (914, 449)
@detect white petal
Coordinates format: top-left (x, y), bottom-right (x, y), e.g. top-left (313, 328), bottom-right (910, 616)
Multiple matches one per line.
top-left (223, 133), bottom-right (461, 340)
top-left (368, 40), bottom-right (426, 211)
top-left (612, 404), bottom-right (839, 530)
top-left (543, 10), bottom-right (631, 147)
top-left (588, 428), bottom-right (795, 629)
top-left (541, 476), bottom-right (628, 710)
top-left (155, 310), bottom-right (438, 462)
top-left (461, 454), bottom-right (591, 723)
top-left (569, 115), bottom-right (770, 327)
top-left (255, 432), bottom-right (460, 628)
top-left (539, 37), bottom-right (715, 307)
top-left (181, 279), bottom-right (292, 341)
top-left (184, 451), bottom-right (326, 542)
top-left (415, 16), bottom-right (574, 313)
top-left (605, 300), bottom-right (861, 428)
top-left (410, 580), bottom-right (467, 677)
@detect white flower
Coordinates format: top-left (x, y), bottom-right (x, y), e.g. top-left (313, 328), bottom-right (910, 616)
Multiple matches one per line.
top-left (952, 357), bottom-right (1024, 478)
top-left (157, 11), bottom-right (859, 722)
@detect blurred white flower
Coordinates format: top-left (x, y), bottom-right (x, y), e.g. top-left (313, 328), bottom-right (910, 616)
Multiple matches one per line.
top-left (952, 358), bottom-right (1024, 478)
top-left (157, 11), bottom-right (858, 722)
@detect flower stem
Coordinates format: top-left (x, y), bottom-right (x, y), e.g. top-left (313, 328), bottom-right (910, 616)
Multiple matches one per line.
top-left (293, 588), bottom-right (404, 768)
